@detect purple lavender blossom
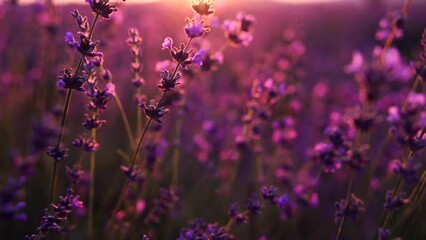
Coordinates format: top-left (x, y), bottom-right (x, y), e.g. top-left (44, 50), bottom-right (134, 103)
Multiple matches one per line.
top-left (86, 0), bottom-right (118, 19)
top-left (66, 164), bottom-right (84, 185)
top-left (144, 188), bottom-right (178, 225)
top-left (334, 194), bottom-right (365, 224)
top-left (83, 114), bottom-right (106, 130)
top-left (0, 177), bottom-right (27, 221)
top-left (46, 145), bottom-right (68, 162)
top-left (184, 17), bottom-right (209, 38)
top-left (26, 188), bottom-right (83, 239)
top-left (383, 191), bottom-right (409, 210)
top-left (157, 69), bottom-right (182, 92)
top-left (247, 194), bottom-right (263, 216)
top-left (57, 68), bottom-right (87, 91)
top-left (140, 99), bottom-right (169, 123)
top-left (177, 219), bottom-right (230, 240)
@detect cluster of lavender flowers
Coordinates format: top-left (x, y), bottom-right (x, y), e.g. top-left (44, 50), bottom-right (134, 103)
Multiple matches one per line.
top-left (25, 189), bottom-right (83, 240)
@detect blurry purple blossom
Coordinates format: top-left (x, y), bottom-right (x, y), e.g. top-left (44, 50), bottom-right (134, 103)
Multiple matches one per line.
top-left (334, 194), bottom-right (365, 224)
top-left (0, 177), bottom-right (27, 221)
top-left (222, 13), bottom-right (255, 47)
top-left (383, 191), bottom-right (409, 210)
top-left (162, 37), bottom-right (173, 50)
top-left (184, 17), bottom-right (209, 38)
top-left (46, 146), bottom-right (68, 162)
top-left (66, 164), bottom-right (85, 185)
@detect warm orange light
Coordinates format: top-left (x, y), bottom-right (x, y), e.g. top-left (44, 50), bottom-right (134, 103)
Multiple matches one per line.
top-left (17, 0), bottom-right (349, 5)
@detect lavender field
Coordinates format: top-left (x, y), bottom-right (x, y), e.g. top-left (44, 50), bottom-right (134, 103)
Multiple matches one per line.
top-left (1, 0), bottom-right (426, 239)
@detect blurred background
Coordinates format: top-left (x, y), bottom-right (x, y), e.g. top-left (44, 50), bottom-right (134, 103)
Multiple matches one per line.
top-left (1, 0), bottom-right (426, 239)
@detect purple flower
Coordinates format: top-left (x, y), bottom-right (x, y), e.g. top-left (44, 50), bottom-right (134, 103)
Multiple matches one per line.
top-left (162, 37), bottom-right (173, 51)
top-left (387, 106), bottom-right (400, 123)
top-left (83, 114), bottom-right (106, 130)
top-left (312, 142), bottom-right (342, 173)
top-left (75, 32), bottom-right (102, 57)
top-left (27, 188), bottom-right (83, 239)
top-left (66, 165), bottom-right (84, 185)
top-left (72, 134), bottom-right (85, 148)
top-left (57, 68), bottom-right (86, 91)
top-left (86, 85), bottom-right (114, 111)
top-left (64, 32), bottom-right (76, 45)
top-left (184, 17), bottom-right (209, 38)
top-left (192, 49), bottom-right (205, 66)
top-left (222, 13), bottom-right (255, 48)
top-left (237, 12), bottom-right (255, 32)
top-left (140, 99), bottom-right (169, 123)
top-left (0, 177), bottom-right (27, 221)
top-left (83, 137), bottom-right (100, 152)
top-left (383, 191), bottom-right (409, 210)
top-left (261, 185), bottom-right (278, 201)
top-left (46, 145), bottom-right (68, 162)
top-left (227, 202), bottom-right (239, 218)
top-left (126, 28), bottom-right (143, 46)
top-left (157, 69), bottom-right (181, 92)
top-left (334, 194), bottom-right (365, 224)
top-left (144, 188), bottom-right (179, 225)
top-left (247, 194), bottom-right (263, 215)
top-left (71, 10), bottom-right (89, 32)
top-left (86, 0), bottom-right (118, 19)
top-left (378, 228), bottom-right (391, 240)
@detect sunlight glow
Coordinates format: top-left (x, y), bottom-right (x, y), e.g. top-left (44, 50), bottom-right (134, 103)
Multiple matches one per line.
top-left (15, 0), bottom-right (350, 6)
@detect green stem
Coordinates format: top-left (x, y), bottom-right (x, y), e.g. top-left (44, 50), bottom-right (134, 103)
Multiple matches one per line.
top-left (89, 129), bottom-right (97, 240)
top-left (114, 94), bottom-right (135, 149)
top-left (171, 112), bottom-right (184, 190)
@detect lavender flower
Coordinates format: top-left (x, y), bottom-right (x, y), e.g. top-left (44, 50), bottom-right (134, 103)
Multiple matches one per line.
top-left (157, 69), bottom-right (181, 92)
top-left (56, 68), bottom-right (87, 91)
top-left (46, 145), bottom-right (68, 162)
top-left (140, 99), bottom-right (169, 123)
top-left (144, 188), bottom-right (178, 225)
top-left (26, 188), bottom-right (83, 239)
top-left (261, 185), bottom-right (278, 202)
top-left (335, 194), bottom-right (365, 224)
top-left (247, 194), bottom-right (263, 215)
top-left (66, 164), bottom-right (84, 185)
top-left (223, 13), bottom-right (255, 47)
top-left (83, 114), bottom-right (106, 130)
top-left (177, 219), bottom-right (230, 240)
top-left (184, 17), bottom-right (209, 38)
top-left (383, 191), bottom-right (409, 210)
top-left (86, 0), bottom-right (118, 19)
top-left (0, 177), bottom-right (27, 221)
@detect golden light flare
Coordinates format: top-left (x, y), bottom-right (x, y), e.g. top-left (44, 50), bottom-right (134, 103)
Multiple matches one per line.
top-left (17, 0), bottom-right (348, 5)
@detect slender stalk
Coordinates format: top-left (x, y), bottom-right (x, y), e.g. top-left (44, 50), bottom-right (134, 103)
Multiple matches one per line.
top-left (106, 37), bottom-right (195, 235)
top-left (48, 13), bottom-right (101, 203)
top-left (114, 94), bottom-right (136, 149)
top-left (171, 112), bottom-right (184, 190)
top-left (336, 172), bottom-right (355, 240)
top-left (376, 150), bottom-right (413, 236)
top-left (89, 129), bottom-right (97, 240)
top-left (105, 183), bottom-right (128, 237)
top-left (128, 37), bottom-right (193, 171)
